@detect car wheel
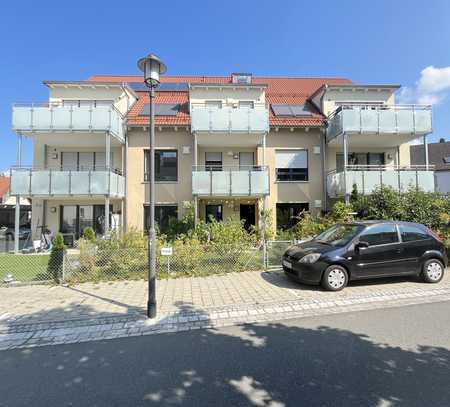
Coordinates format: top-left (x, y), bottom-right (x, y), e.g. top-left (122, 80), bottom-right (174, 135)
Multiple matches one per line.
top-left (422, 259), bottom-right (444, 283)
top-left (321, 265), bottom-right (348, 291)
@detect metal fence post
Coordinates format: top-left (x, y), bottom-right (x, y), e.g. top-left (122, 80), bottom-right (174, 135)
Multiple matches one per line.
top-left (61, 250), bottom-right (66, 284)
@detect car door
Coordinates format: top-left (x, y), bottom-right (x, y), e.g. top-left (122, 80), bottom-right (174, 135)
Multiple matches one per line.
top-left (397, 223), bottom-right (433, 273)
top-left (352, 223), bottom-right (404, 277)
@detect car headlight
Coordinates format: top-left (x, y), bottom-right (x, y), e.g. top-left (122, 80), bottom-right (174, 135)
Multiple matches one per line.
top-left (299, 253), bottom-right (321, 264)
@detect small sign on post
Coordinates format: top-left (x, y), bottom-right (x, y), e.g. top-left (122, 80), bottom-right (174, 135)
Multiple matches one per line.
top-left (160, 247), bottom-right (173, 256)
top-left (160, 247), bottom-right (173, 274)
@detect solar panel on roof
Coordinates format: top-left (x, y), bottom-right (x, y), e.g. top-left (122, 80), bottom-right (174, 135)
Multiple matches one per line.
top-left (127, 82), bottom-right (188, 92)
top-left (290, 105), bottom-right (312, 116)
top-left (139, 103), bottom-right (180, 116)
top-left (271, 104), bottom-right (312, 117)
top-left (271, 105), bottom-right (292, 116)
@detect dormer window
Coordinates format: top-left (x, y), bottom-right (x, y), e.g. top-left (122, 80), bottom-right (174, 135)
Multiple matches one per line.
top-left (232, 73), bottom-right (252, 84)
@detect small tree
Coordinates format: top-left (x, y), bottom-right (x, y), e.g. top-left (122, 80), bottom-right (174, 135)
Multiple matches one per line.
top-left (48, 233), bottom-right (66, 283)
top-left (82, 226), bottom-right (96, 242)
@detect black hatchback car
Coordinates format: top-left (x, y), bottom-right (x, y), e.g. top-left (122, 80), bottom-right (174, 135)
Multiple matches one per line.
top-left (282, 221), bottom-right (448, 291)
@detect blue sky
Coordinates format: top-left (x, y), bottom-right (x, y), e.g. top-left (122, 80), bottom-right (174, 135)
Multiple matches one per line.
top-left (1, 0), bottom-right (450, 170)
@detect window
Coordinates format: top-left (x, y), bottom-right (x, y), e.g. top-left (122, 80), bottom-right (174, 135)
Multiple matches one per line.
top-left (276, 203), bottom-right (309, 230)
top-left (144, 150), bottom-right (178, 182)
top-left (205, 205), bottom-right (223, 223)
top-left (205, 100), bottom-right (222, 109)
top-left (276, 150), bottom-right (308, 181)
top-left (443, 156), bottom-right (450, 164)
top-left (336, 152), bottom-right (385, 171)
top-left (144, 205), bottom-right (178, 233)
top-left (205, 152), bottom-right (222, 171)
top-left (60, 152), bottom-right (113, 171)
top-left (359, 224), bottom-right (399, 246)
top-left (315, 224), bottom-right (364, 247)
top-left (238, 101), bottom-right (254, 109)
top-left (399, 224), bottom-right (430, 242)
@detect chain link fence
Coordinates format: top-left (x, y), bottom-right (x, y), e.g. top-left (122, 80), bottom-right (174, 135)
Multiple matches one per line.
top-left (0, 238), bottom-right (296, 286)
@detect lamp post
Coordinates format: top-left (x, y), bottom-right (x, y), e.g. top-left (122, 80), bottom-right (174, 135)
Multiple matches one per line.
top-left (138, 53), bottom-right (167, 318)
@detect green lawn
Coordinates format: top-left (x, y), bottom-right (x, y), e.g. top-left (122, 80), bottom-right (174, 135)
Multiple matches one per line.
top-left (0, 253), bottom-right (52, 282)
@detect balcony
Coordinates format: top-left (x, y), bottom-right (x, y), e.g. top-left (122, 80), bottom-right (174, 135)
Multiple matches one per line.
top-left (327, 105), bottom-right (432, 142)
top-left (192, 166), bottom-right (269, 197)
top-left (9, 167), bottom-right (125, 198)
top-left (12, 103), bottom-right (125, 142)
top-left (190, 105), bottom-right (269, 134)
top-left (327, 165), bottom-right (435, 197)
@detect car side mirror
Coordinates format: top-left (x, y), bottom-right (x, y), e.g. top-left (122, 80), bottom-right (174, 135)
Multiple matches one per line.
top-left (355, 241), bottom-right (369, 251)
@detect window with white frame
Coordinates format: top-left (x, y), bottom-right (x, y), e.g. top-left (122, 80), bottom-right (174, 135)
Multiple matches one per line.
top-left (275, 150), bottom-right (308, 181)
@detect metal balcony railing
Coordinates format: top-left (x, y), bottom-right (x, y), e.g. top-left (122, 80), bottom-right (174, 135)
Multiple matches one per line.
top-left (326, 104), bottom-right (432, 142)
top-left (12, 103), bottom-right (125, 142)
top-left (190, 104), bottom-right (269, 133)
top-left (192, 165), bottom-right (270, 196)
top-left (9, 167), bottom-right (125, 198)
top-left (327, 165), bottom-right (435, 197)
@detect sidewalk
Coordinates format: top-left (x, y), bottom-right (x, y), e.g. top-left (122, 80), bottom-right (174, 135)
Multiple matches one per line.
top-left (1, 270), bottom-right (450, 350)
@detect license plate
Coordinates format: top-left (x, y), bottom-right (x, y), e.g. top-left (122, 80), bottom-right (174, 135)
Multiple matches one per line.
top-left (283, 260), bottom-right (292, 269)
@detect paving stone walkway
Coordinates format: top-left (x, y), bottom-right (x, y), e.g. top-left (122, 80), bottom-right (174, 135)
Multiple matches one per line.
top-left (1, 270), bottom-right (449, 350)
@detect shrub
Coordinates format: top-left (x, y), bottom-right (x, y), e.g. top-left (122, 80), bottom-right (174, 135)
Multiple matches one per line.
top-left (353, 185), bottom-right (404, 220)
top-left (48, 232), bottom-right (65, 282)
top-left (82, 227), bottom-right (96, 242)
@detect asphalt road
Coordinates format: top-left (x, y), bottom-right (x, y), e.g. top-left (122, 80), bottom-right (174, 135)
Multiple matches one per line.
top-left (1, 301), bottom-right (450, 407)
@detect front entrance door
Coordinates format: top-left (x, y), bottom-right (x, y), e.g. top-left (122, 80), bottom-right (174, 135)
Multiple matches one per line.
top-left (240, 204), bottom-right (256, 231)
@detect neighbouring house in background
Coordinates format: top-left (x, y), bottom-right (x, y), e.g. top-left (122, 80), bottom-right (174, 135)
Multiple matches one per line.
top-left (410, 138), bottom-right (450, 194)
top-left (0, 175), bottom-right (31, 228)
top-left (7, 69), bottom-right (435, 245)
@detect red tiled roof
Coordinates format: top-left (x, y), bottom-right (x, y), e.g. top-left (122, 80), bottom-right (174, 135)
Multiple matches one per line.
top-left (89, 75), bottom-right (352, 127)
top-left (0, 177), bottom-right (10, 199)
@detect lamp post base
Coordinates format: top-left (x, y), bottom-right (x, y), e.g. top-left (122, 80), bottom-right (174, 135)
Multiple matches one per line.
top-left (147, 301), bottom-right (157, 318)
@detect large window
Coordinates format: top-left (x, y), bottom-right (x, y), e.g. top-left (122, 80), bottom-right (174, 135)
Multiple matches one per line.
top-left (144, 205), bottom-right (178, 233)
top-left (60, 152), bottom-right (113, 171)
top-left (144, 150), bottom-right (178, 182)
top-left (359, 224), bottom-right (399, 246)
top-left (276, 150), bottom-right (308, 181)
top-left (336, 152), bottom-right (385, 171)
top-left (276, 203), bottom-right (309, 230)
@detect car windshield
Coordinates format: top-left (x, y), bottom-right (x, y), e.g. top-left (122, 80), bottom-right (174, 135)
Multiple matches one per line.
top-left (314, 224), bottom-right (363, 247)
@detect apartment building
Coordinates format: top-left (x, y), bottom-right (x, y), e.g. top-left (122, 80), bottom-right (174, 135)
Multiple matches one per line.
top-left (9, 72), bottom-right (434, 243)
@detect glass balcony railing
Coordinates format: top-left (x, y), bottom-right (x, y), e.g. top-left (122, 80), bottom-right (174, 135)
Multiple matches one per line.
top-left (9, 167), bottom-right (125, 198)
top-left (326, 105), bottom-right (432, 142)
top-left (327, 165), bottom-right (435, 197)
top-left (190, 105), bottom-right (269, 133)
top-left (12, 103), bottom-right (124, 141)
top-left (192, 166), bottom-right (269, 196)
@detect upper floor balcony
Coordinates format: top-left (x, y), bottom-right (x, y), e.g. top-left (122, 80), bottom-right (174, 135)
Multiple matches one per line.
top-left (326, 104), bottom-right (432, 143)
top-left (12, 103), bottom-right (125, 142)
top-left (192, 165), bottom-right (269, 197)
top-left (9, 167), bottom-right (125, 198)
top-left (327, 165), bottom-right (435, 197)
top-left (190, 104), bottom-right (269, 134)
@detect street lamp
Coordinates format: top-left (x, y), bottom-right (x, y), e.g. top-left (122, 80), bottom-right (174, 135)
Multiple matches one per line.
top-left (138, 53), bottom-right (167, 318)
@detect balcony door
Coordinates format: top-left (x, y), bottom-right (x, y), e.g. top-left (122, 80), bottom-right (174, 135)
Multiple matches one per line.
top-left (205, 204), bottom-right (223, 223)
top-left (205, 152), bottom-right (222, 171)
top-left (240, 204), bottom-right (256, 231)
top-left (239, 152), bottom-right (254, 170)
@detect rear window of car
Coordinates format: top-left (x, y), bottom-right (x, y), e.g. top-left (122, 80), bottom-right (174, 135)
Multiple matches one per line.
top-left (399, 224), bottom-right (430, 242)
top-left (359, 224), bottom-right (399, 246)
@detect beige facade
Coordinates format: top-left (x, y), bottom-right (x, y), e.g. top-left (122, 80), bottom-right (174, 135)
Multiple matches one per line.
top-left (11, 76), bottom-right (433, 244)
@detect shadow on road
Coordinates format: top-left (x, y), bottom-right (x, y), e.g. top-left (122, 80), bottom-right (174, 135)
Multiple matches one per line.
top-left (1, 302), bottom-right (449, 407)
